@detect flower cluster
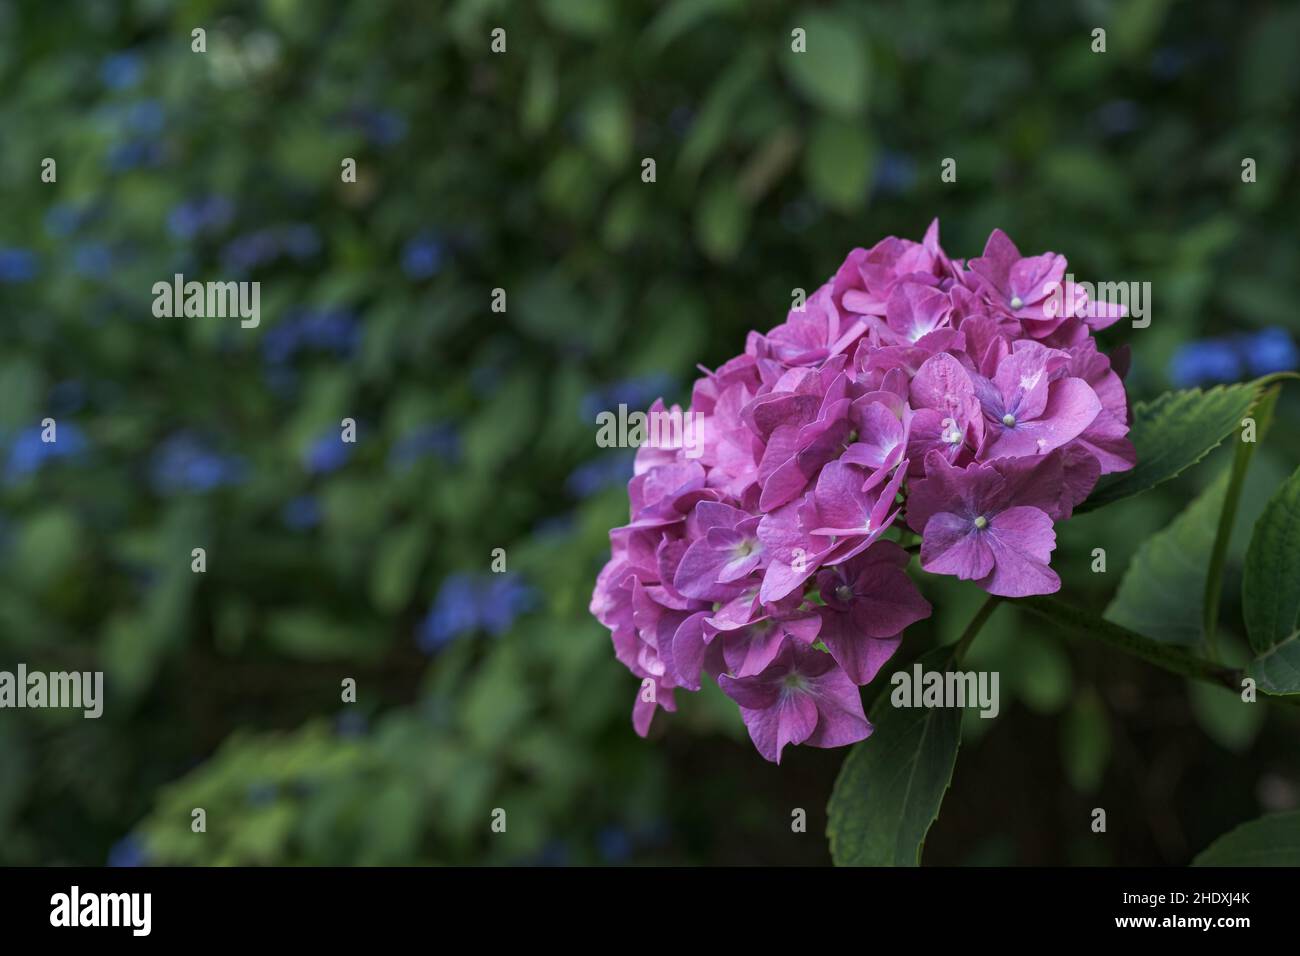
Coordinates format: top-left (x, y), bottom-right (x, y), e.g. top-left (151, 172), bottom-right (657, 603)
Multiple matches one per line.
top-left (591, 222), bottom-right (1134, 762)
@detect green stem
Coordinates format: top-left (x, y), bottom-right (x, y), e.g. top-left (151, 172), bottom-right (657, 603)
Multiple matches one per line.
top-left (1203, 385), bottom-right (1278, 661)
top-left (953, 595), bottom-right (1001, 665)
top-left (1018, 595), bottom-right (1300, 708)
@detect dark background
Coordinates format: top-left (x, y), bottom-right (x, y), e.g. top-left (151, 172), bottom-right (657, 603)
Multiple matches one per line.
top-left (0, 0), bottom-right (1297, 865)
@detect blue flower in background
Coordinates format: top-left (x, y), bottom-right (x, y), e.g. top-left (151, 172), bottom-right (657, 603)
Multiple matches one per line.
top-left (106, 139), bottom-right (165, 172)
top-left (304, 432), bottom-right (353, 475)
top-left (72, 242), bottom-right (114, 279)
top-left (536, 840), bottom-right (572, 867)
top-left (281, 224), bottom-right (322, 260)
top-left (342, 107), bottom-right (408, 147)
top-left (566, 450), bottom-right (635, 498)
top-left (222, 224), bottom-right (321, 272)
top-left (873, 150), bottom-right (917, 197)
top-left (49, 380), bottom-right (86, 415)
top-left (668, 105), bottom-right (694, 138)
top-left (1169, 328), bottom-right (1297, 388)
top-left (168, 195), bottom-right (235, 240)
top-left (222, 229), bottom-right (281, 272)
top-left (149, 433), bottom-right (246, 495)
top-left (125, 99), bottom-right (165, 135)
top-left (479, 574), bottom-right (538, 635)
top-left (579, 373), bottom-right (677, 423)
top-left (44, 203), bottom-right (91, 238)
top-left (418, 572), bottom-right (538, 654)
top-left (1150, 46), bottom-right (1191, 80)
top-left (245, 782), bottom-right (279, 807)
top-left (281, 495), bottom-right (322, 531)
top-left (597, 826), bottom-right (633, 864)
top-left (533, 512), bottom-right (576, 538)
top-left (1096, 99), bottom-right (1142, 136)
top-left (401, 232), bottom-right (446, 280)
top-left (334, 710), bottom-right (369, 738)
top-left (0, 248), bottom-right (38, 283)
top-left (1242, 327), bottom-right (1299, 376)
top-left (388, 423), bottom-right (459, 470)
top-left (5, 423), bottom-right (88, 482)
top-left (107, 834), bottom-right (149, 868)
top-left (100, 51), bottom-right (143, 90)
top-left (470, 363), bottom-right (503, 396)
top-left (263, 308), bottom-right (359, 365)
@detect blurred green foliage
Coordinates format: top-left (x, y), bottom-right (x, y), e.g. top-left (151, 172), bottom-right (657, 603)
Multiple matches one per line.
top-left (0, 0), bottom-right (1297, 865)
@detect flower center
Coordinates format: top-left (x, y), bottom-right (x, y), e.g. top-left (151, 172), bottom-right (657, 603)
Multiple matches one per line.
top-left (1001, 413), bottom-right (1016, 427)
top-left (783, 673), bottom-right (808, 693)
top-left (835, 584), bottom-right (854, 603)
top-left (1010, 295), bottom-right (1024, 309)
top-left (733, 538), bottom-right (755, 558)
top-left (974, 515), bottom-right (988, 530)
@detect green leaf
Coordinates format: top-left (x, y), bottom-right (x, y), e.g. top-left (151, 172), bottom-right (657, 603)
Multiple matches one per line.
top-left (539, 0), bottom-right (615, 37)
top-left (1188, 682), bottom-right (1264, 752)
top-left (1205, 385), bottom-right (1278, 653)
top-left (1019, 596), bottom-right (1232, 686)
top-left (520, 46), bottom-right (558, 137)
top-left (827, 647), bottom-right (962, 866)
top-left (694, 179), bottom-right (749, 262)
top-left (1243, 464), bottom-right (1300, 656)
top-left (679, 46), bottom-right (765, 178)
top-left (1105, 472), bottom-right (1226, 645)
top-left (1193, 810), bottom-right (1300, 866)
top-left (579, 87), bottom-right (633, 169)
top-left (1080, 381), bottom-right (1261, 512)
top-left (803, 118), bottom-right (874, 212)
top-left (1061, 689), bottom-right (1110, 793)
top-left (1246, 639), bottom-right (1300, 695)
top-left (783, 12), bottom-right (870, 116)
top-left (645, 0), bottom-right (742, 51)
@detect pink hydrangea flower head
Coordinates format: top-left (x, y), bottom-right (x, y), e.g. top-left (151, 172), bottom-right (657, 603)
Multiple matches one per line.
top-left (590, 221), bottom-right (1134, 761)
